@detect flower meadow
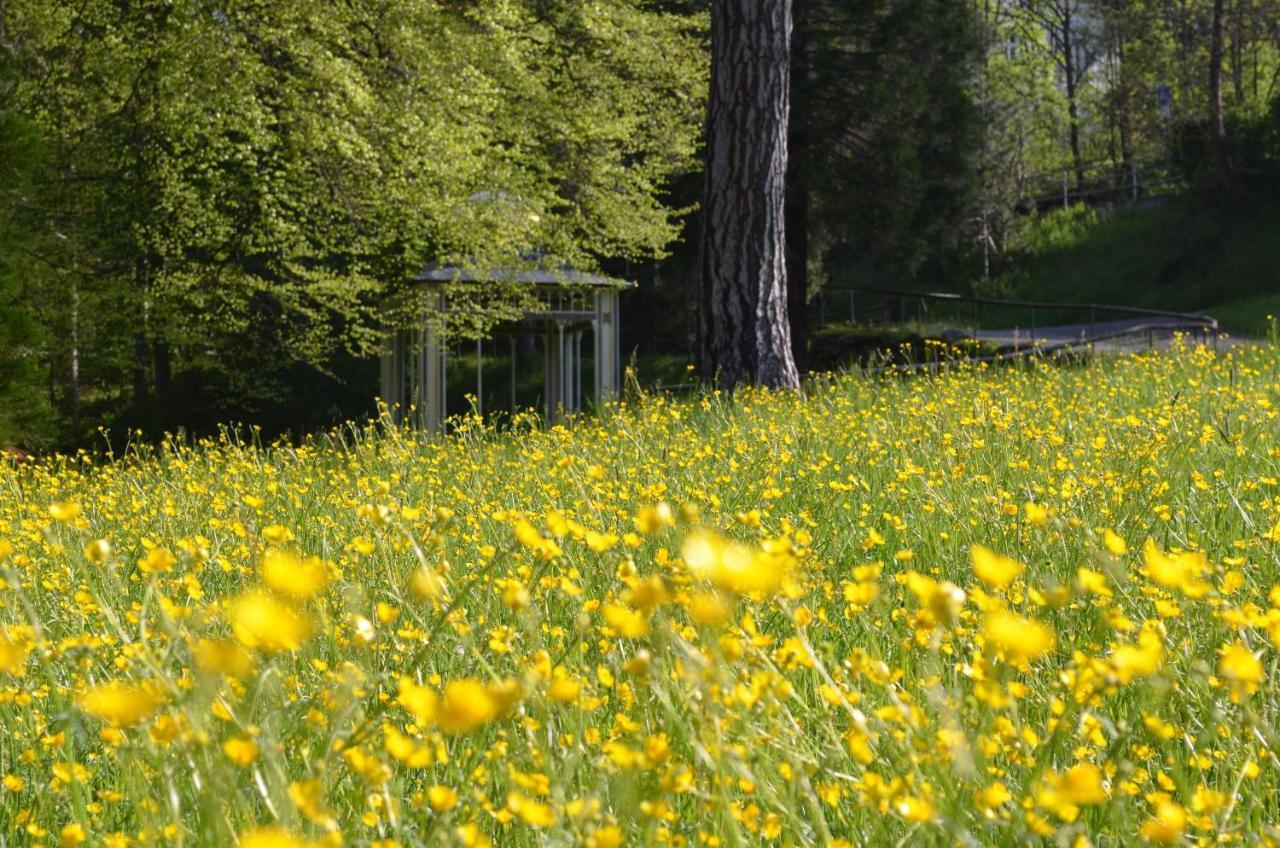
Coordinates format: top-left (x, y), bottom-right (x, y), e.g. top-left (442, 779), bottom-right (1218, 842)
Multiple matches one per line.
top-left (3, 341), bottom-right (1280, 847)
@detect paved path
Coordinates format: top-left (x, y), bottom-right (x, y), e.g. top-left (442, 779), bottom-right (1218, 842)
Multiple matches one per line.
top-left (959, 315), bottom-right (1218, 353)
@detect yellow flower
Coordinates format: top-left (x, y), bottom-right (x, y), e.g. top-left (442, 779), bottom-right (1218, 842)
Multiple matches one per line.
top-left (984, 611), bottom-right (1056, 663)
top-left (49, 501), bottom-right (82, 522)
top-left (396, 677), bottom-right (438, 724)
top-left (261, 525), bottom-right (295, 544)
top-left (1139, 800), bottom-right (1186, 843)
top-left (428, 784), bottom-right (459, 812)
top-left (682, 531), bottom-right (791, 596)
top-left (83, 539), bottom-right (111, 563)
top-left (193, 638), bottom-right (256, 679)
top-left (223, 736), bottom-right (260, 767)
top-left (585, 530), bottom-right (619, 553)
top-left (603, 603), bottom-right (649, 638)
top-left (1142, 539), bottom-right (1210, 598)
top-left (508, 792), bottom-right (556, 827)
top-left (288, 779), bottom-right (337, 829)
top-left (410, 565), bottom-right (448, 601)
top-left (1024, 502), bottom-right (1050, 526)
top-left (1056, 763), bottom-right (1107, 805)
top-left (586, 825), bottom-right (624, 848)
top-left (1219, 641), bottom-right (1263, 701)
top-left (1103, 529), bottom-right (1128, 556)
top-left (634, 503), bottom-right (675, 534)
top-left (78, 681), bottom-right (166, 727)
top-left (0, 630), bottom-right (30, 675)
top-left (260, 549), bottom-right (329, 601)
top-left (975, 782), bottom-right (1011, 817)
top-left (60, 823), bottom-right (86, 848)
top-left (905, 571), bottom-right (966, 627)
top-left (384, 724), bottom-right (433, 767)
top-left (513, 519), bottom-right (563, 559)
top-left (436, 679), bottom-right (501, 733)
top-left (895, 795), bottom-right (934, 823)
top-left (138, 547), bottom-right (176, 574)
top-left (229, 591), bottom-right (313, 653)
top-left (238, 826), bottom-right (313, 848)
top-left (971, 544), bottom-right (1024, 589)
top-left (548, 676), bottom-right (581, 703)
top-left (1109, 630), bottom-right (1165, 682)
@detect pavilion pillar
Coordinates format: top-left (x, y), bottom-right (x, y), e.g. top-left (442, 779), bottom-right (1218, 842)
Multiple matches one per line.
top-left (544, 322), bottom-right (565, 424)
top-left (380, 330), bottom-right (408, 424)
top-left (421, 293), bottom-right (445, 434)
top-left (593, 289), bottom-right (620, 402)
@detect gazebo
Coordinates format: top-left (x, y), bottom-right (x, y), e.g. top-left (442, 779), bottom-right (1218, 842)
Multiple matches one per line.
top-left (379, 266), bottom-right (630, 433)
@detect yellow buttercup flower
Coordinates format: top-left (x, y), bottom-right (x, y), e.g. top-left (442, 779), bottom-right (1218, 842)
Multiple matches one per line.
top-left (410, 565), bottom-right (448, 601)
top-left (78, 681), bottom-right (166, 727)
top-left (1142, 539), bottom-right (1210, 598)
top-left (970, 544), bottom-right (1023, 589)
top-left (0, 630), bottom-right (29, 675)
top-left (260, 549), bottom-right (329, 601)
top-left (428, 784), bottom-right (459, 812)
top-left (1109, 630), bottom-right (1165, 682)
top-left (682, 531), bottom-right (792, 596)
top-left (222, 736), bottom-right (260, 767)
top-left (1219, 641), bottom-right (1263, 701)
top-left (1102, 529), bottom-right (1128, 556)
top-left (905, 571), bottom-right (966, 627)
top-left (228, 591), bottom-right (313, 653)
top-left (193, 638), bottom-right (256, 678)
top-left (436, 678), bottom-right (501, 733)
top-left (984, 611), bottom-right (1055, 663)
top-left (49, 501), bottom-right (82, 522)
top-left (138, 546), bottom-right (176, 574)
top-left (238, 826), bottom-right (314, 848)
top-left (508, 792), bottom-right (555, 827)
top-left (83, 539), bottom-right (111, 563)
top-left (1139, 800), bottom-right (1186, 843)
top-left (602, 602), bottom-right (649, 638)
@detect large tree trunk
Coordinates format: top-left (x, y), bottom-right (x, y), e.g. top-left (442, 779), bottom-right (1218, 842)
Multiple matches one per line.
top-left (785, 0), bottom-right (809, 373)
top-left (1208, 0), bottom-right (1232, 194)
top-left (699, 0), bottom-right (800, 391)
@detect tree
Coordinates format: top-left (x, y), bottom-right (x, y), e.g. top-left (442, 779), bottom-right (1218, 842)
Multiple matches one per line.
top-left (1208, 0), bottom-right (1233, 192)
top-left (1, 0), bottom-right (706, 442)
top-left (699, 0), bottom-right (799, 391)
top-left (802, 0), bottom-right (981, 290)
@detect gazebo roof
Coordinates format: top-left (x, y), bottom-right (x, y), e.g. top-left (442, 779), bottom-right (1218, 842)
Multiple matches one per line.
top-left (413, 264), bottom-right (634, 289)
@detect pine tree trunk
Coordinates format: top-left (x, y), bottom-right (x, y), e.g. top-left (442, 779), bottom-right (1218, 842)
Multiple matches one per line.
top-left (785, 0), bottom-right (810, 373)
top-left (699, 0), bottom-right (800, 391)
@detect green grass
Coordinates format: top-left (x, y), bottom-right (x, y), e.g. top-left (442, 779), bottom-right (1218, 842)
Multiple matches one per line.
top-left (981, 199), bottom-right (1280, 336)
top-left (2, 341), bottom-right (1280, 846)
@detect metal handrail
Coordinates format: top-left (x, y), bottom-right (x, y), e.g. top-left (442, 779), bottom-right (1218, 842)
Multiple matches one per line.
top-left (827, 286), bottom-right (1217, 327)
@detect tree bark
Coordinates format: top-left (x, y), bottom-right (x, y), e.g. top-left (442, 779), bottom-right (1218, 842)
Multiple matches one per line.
top-left (1208, 0), bottom-right (1232, 194)
top-left (699, 0), bottom-right (800, 391)
top-left (785, 0), bottom-right (809, 373)
top-left (1062, 2), bottom-right (1086, 192)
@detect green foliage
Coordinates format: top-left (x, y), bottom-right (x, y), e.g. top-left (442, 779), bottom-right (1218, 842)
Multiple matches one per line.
top-left (0, 108), bottom-right (56, 447)
top-left (0, 0), bottom-right (706, 444)
top-left (984, 197), bottom-right (1280, 337)
top-left (802, 0), bottom-right (982, 290)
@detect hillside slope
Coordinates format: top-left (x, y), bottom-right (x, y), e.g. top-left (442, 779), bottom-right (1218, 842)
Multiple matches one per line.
top-left (983, 199), bottom-right (1280, 336)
